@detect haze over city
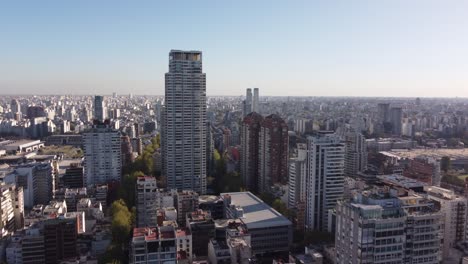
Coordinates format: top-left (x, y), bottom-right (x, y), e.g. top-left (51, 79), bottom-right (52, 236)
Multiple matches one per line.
top-left (1, 0), bottom-right (468, 97)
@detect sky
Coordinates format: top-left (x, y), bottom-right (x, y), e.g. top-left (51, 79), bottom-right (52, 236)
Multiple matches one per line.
top-left (1, 1), bottom-right (468, 97)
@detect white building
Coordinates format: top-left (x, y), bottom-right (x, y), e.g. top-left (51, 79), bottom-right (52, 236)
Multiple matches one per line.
top-left (343, 131), bottom-right (367, 177)
top-left (306, 132), bottom-right (345, 231)
top-left (136, 176), bottom-right (158, 227)
top-left (83, 125), bottom-right (121, 186)
top-left (425, 186), bottom-right (467, 259)
top-left (163, 50), bottom-right (207, 194)
top-left (335, 192), bottom-right (442, 264)
top-left (288, 144), bottom-right (307, 208)
top-left (0, 183), bottom-right (24, 237)
top-left (4, 163), bottom-right (52, 208)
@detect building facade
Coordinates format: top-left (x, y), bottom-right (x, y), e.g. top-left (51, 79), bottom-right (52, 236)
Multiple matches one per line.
top-left (258, 114), bottom-right (288, 194)
top-left (163, 50), bottom-right (207, 194)
top-left (83, 125), bottom-right (121, 186)
top-left (240, 112), bottom-right (263, 193)
top-left (306, 132), bottom-right (345, 231)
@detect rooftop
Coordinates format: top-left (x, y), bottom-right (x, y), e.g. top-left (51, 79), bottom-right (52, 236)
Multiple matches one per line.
top-left (388, 148), bottom-right (468, 160)
top-left (133, 227), bottom-right (158, 241)
top-left (221, 192), bottom-right (292, 229)
top-left (377, 174), bottom-right (427, 189)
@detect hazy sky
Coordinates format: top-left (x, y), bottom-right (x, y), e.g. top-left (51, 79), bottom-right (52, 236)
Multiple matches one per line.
top-left (1, 1), bottom-right (468, 97)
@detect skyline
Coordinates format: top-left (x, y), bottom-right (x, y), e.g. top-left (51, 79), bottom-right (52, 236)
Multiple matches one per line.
top-left (1, 1), bottom-right (468, 97)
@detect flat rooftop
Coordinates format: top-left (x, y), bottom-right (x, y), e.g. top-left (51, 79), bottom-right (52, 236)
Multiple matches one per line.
top-left (221, 192), bottom-right (292, 229)
top-left (387, 148), bottom-right (468, 160)
top-left (377, 174), bottom-right (427, 189)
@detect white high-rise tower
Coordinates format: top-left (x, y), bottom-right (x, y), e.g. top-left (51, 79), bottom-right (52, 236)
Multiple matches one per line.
top-left (306, 132), bottom-right (345, 231)
top-left (163, 50), bottom-right (207, 194)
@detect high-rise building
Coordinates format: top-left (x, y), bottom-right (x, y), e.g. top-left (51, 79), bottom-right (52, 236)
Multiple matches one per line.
top-left (83, 125), bottom-right (121, 186)
top-left (136, 176), bottom-right (158, 227)
top-left (344, 132), bottom-right (367, 177)
top-left (252, 88), bottom-right (259, 113)
top-left (390, 107), bottom-right (403, 135)
top-left (240, 112), bottom-right (264, 192)
top-left (258, 114), bottom-right (288, 194)
top-left (94, 95), bottom-right (106, 122)
top-left (243, 88), bottom-right (253, 117)
top-left (163, 50), bottom-right (207, 194)
top-left (288, 144), bottom-right (307, 209)
top-left (335, 191), bottom-right (442, 264)
top-left (306, 132), bottom-right (345, 231)
top-left (11, 99), bottom-right (20, 114)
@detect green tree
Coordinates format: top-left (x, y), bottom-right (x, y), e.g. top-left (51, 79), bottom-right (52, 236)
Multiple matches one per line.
top-left (441, 156), bottom-right (451, 172)
top-left (110, 199), bottom-right (133, 250)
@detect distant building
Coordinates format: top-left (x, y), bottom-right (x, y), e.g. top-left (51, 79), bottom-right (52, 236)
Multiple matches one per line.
top-left (258, 114), bottom-right (288, 193)
top-left (83, 125), bottom-right (121, 186)
top-left (252, 88), bottom-right (259, 113)
top-left (243, 88), bottom-right (253, 117)
top-left (27, 106), bottom-right (46, 119)
top-left (94, 95), bottom-right (106, 122)
top-left (390, 107), bottom-right (403, 135)
top-left (344, 132), bottom-right (367, 177)
top-left (45, 135), bottom-right (82, 148)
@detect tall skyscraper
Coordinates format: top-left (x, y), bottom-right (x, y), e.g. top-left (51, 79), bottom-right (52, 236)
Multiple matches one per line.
top-left (83, 125), bottom-right (121, 186)
top-left (252, 88), bottom-right (259, 113)
top-left (258, 114), bottom-right (289, 194)
top-left (94, 95), bottom-right (106, 122)
top-left (11, 99), bottom-right (20, 114)
top-left (163, 50), bottom-right (207, 194)
top-left (390, 107), bottom-right (403, 135)
top-left (306, 132), bottom-right (345, 231)
top-left (240, 112), bottom-right (264, 192)
top-left (243, 88), bottom-right (253, 117)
